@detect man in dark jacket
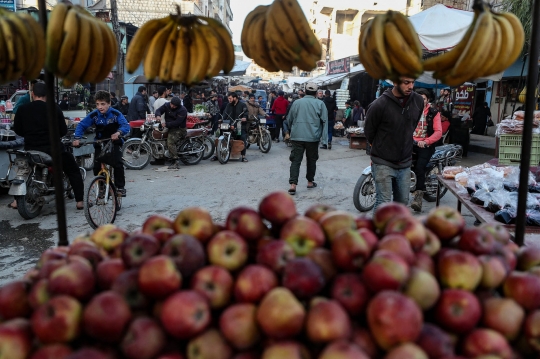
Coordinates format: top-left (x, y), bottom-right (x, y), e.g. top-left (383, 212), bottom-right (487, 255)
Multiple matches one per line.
top-left (113, 95), bottom-right (129, 116)
top-left (155, 97), bottom-right (187, 169)
top-left (127, 86), bottom-right (148, 121)
top-left (364, 77), bottom-right (424, 211)
top-left (321, 90), bottom-right (337, 150)
top-left (223, 92), bottom-right (249, 162)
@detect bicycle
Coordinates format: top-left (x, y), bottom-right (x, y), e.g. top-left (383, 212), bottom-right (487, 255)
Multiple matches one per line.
top-left (81, 138), bottom-right (123, 229)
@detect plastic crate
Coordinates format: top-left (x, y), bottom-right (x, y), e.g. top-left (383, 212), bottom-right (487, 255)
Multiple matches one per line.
top-left (498, 134), bottom-right (540, 166)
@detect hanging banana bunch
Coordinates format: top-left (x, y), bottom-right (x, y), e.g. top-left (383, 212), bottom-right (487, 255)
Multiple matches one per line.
top-left (125, 6), bottom-right (235, 86)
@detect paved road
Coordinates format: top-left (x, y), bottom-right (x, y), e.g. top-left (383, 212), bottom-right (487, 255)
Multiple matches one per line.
top-left (0, 137), bottom-right (493, 285)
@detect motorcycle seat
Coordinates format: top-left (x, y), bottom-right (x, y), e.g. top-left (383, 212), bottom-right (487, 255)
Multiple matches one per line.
top-left (186, 129), bottom-right (204, 137)
top-left (27, 151), bottom-right (53, 166)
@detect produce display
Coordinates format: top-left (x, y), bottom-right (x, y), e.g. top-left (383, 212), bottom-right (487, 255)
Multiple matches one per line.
top-left (0, 8), bottom-right (45, 83)
top-left (241, 0), bottom-right (322, 72)
top-left (46, 3), bottom-right (118, 87)
top-left (1, 191), bottom-right (539, 358)
top-left (496, 111), bottom-right (540, 135)
top-left (125, 6), bottom-right (235, 86)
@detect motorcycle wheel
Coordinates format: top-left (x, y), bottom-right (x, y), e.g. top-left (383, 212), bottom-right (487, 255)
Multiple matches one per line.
top-left (217, 137), bottom-right (230, 164)
top-left (424, 166), bottom-right (447, 202)
top-left (179, 140), bottom-right (204, 165)
top-left (77, 153), bottom-right (94, 171)
top-left (15, 182), bottom-right (43, 219)
top-left (202, 136), bottom-right (216, 160)
top-left (121, 139), bottom-right (152, 170)
top-left (353, 173), bottom-right (376, 212)
top-left (259, 131), bottom-right (272, 153)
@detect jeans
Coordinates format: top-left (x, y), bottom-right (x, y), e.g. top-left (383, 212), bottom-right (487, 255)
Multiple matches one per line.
top-left (371, 163), bottom-right (410, 211)
top-left (412, 145), bottom-right (434, 191)
top-left (62, 152), bottom-right (85, 202)
top-left (211, 114), bottom-right (219, 134)
top-left (239, 128), bottom-right (248, 156)
top-left (273, 114), bottom-right (284, 140)
top-left (289, 141), bottom-right (319, 184)
top-left (328, 119), bottom-right (334, 144)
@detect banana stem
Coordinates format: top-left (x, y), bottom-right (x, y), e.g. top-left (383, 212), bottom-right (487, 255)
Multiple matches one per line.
top-left (472, 0), bottom-right (487, 12)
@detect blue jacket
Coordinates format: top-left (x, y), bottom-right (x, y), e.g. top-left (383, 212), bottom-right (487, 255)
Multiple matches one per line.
top-left (74, 107), bottom-right (130, 143)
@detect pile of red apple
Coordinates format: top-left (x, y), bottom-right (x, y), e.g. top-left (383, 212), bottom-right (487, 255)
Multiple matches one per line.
top-left (2, 191), bottom-right (540, 359)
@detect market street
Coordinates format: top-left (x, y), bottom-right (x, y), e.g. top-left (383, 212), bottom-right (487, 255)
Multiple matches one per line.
top-left (0, 139), bottom-right (493, 285)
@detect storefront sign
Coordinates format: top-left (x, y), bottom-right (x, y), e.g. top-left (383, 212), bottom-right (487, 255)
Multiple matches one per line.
top-left (453, 85), bottom-right (476, 117)
top-left (0, 0), bottom-right (15, 11)
top-left (326, 58), bottom-right (350, 75)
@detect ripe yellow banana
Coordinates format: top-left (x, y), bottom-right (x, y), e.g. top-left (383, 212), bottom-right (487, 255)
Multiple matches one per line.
top-left (0, 21), bottom-right (8, 75)
top-left (81, 19), bottom-right (104, 83)
top-left (388, 10), bottom-right (423, 58)
top-left (125, 16), bottom-right (172, 74)
top-left (197, 19), bottom-right (226, 79)
top-left (143, 20), bottom-right (174, 81)
top-left (94, 21), bottom-right (118, 83)
top-left (6, 12), bottom-right (34, 78)
top-left (187, 22), bottom-right (210, 85)
top-left (18, 13), bottom-right (45, 80)
top-left (487, 14), bottom-right (513, 74)
top-left (366, 14), bottom-right (393, 78)
top-left (159, 22), bottom-right (179, 82)
top-left (268, 0), bottom-right (303, 54)
top-left (477, 18), bottom-right (501, 78)
top-left (0, 19), bottom-right (14, 82)
top-left (57, 9), bottom-right (80, 76)
top-left (64, 14), bottom-right (92, 86)
top-left (4, 18), bottom-right (24, 79)
top-left (46, 2), bottom-right (69, 74)
top-left (247, 12), bottom-right (279, 73)
top-left (280, 0), bottom-right (321, 58)
top-left (358, 19), bottom-right (386, 80)
top-left (241, 6), bottom-right (267, 60)
top-left (499, 12), bottom-right (525, 71)
top-left (205, 17), bottom-right (235, 74)
top-left (384, 21), bottom-right (423, 78)
top-left (171, 26), bottom-right (189, 84)
top-left (265, 8), bottom-right (298, 71)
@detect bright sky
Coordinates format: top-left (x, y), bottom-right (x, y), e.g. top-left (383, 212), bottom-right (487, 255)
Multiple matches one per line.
top-left (229, 0), bottom-right (312, 44)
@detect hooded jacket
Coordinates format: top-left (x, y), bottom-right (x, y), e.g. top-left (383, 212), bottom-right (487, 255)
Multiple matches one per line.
top-left (364, 89), bottom-right (424, 169)
top-left (155, 102), bottom-right (187, 129)
top-left (271, 95), bottom-right (289, 115)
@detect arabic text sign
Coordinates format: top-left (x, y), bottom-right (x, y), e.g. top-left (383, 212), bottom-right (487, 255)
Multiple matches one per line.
top-left (327, 58), bottom-right (350, 75)
top-left (0, 0), bottom-right (15, 10)
top-left (453, 85), bottom-right (476, 115)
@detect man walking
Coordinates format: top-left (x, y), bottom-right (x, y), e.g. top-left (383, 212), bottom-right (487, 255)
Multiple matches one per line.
top-left (270, 90), bottom-right (288, 142)
top-left (364, 77), bottom-right (424, 211)
top-left (287, 83), bottom-right (328, 195)
top-left (127, 86), bottom-right (148, 121)
top-left (321, 90), bottom-right (337, 150)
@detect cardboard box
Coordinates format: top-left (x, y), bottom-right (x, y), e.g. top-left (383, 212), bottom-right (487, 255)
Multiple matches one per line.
top-left (349, 134), bottom-right (367, 150)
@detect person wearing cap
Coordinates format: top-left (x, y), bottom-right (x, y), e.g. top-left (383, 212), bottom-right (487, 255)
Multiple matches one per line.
top-left (113, 95), bottom-right (129, 116)
top-left (364, 77), bottom-right (424, 211)
top-left (270, 90), bottom-right (288, 142)
top-left (127, 86), bottom-right (149, 121)
top-left (286, 82), bottom-right (328, 195)
top-left (155, 96), bottom-right (187, 169)
top-left (206, 93), bottom-right (220, 134)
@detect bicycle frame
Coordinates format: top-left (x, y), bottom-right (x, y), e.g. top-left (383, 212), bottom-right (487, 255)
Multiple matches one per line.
top-left (96, 163), bottom-right (113, 205)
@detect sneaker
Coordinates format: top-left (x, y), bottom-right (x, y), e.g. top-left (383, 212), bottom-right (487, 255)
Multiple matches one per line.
top-left (320, 144), bottom-right (327, 149)
top-left (410, 190), bottom-right (423, 212)
top-left (117, 188), bottom-right (126, 197)
top-left (328, 143), bottom-right (332, 150)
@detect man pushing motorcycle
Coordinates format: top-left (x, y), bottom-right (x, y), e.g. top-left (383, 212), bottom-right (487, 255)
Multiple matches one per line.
top-left (155, 97), bottom-right (187, 170)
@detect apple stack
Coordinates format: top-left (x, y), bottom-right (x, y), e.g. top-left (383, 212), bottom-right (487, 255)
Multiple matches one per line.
top-left (1, 191), bottom-right (540, 359)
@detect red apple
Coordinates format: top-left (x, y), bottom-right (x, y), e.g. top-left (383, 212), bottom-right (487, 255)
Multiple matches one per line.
top-left (226, 206), bottom-right (266, 242)
top-left (187, 329), bottom-right (233, 359)
top-left (207, 230), bottom-right (248, 271)
top-left (358, 227), bottom-right (378, 251)
top-left (120, 317), bottom-right (166, 359)
top-left (29, 344), bottom-right (72, 359)
top-left (258, 191), bottom-right (298, 227)
top-left (503, 271), bottom-right (540, 311)
top-left (425, 206), bottom-right (465, 242)
top-left (153, 227), bottom-right (176, 244)
top-left (111, 269), bottom-right (150, 310)
top-left (437, 249), bottom-right (482, 291)
top-left (524, 310), bottom-right (540, 351)
top-left (482, 297), bottom-right (525, 341)
top-left (373, 202), bottom-right (411, 232)
top-left (282, 258), bottom-right (325, 300)
top-left (38, 258), bottom-right (67, 280)
top-left (367, 290), bottom-right (423, 350)
top-left (160, 234), bottom-right (206, 278)
top-left (457, 227), bottom-right (499, 255)
top-left (174, 207), bottom-right (215, 243)
top-left (256, 240), bottom-right (296, 274)
top-left (83, 291), bottom-right (131, 343)
top-left (36, 249), bottom-right (67, 269)
top-left (415, 252), bottom-right (436, 276)
top-left (362, 250), bottom-right (410, 293)
top-left (68, 245), bottom-right (103, 268)
top-left (280, 216), bottom-right (326, 256)
top-left (48, 260), bottom-right (96, 301)
top-left (404, 268), bottom-right (440, 310)
top-left (160, 290), bottom-right (210, 340)
top-left (416, 323), bottom-right (455, 359)
top-left (331, 229), bottom-right (371, 272)
top-left (331, 273), bottom-right (369, 316)
top-left (31, 295), bottom-right (82, 344)
top-left (0, 281), bottom-right (31, 320)
top-left (384, 215), bottom-right (427, 251)
top-left (355, 215), bottom-right (375, 232)
top-left (191, 265), bottom-right (234, 309)
top-left (28, 279), bottom-right (50, 310)
top-left (261, 341), bottom-right (310, 359)
top-left (121, 234), bottom-right (160, 268)
top-left (306, 298), bottom-right (351, 343)
top-left (62, 347), bottom-right (111, 359)
top-left (305, 203), bottom-right (336, 222)
top-left (96, 258), bottom-right (126, 290)
top-left (351, 327), bottom-right (379, 359)
top-left (517, 247), bottom-right (540, 271)
top-left (461, 328), bottom-right (513, 359)
top-left (235, 265), bottom-right (278, 303)
top-left (434, 289), bottom-right (481, 334)
top-left (319, 340), bottom-right (369, 359)
top-left (480, 223), bottom-right (511, 245)
top-left (141, 214), bottom-right (174, 235)
top-left (256, 287), bottom-right (305, 339)
top-left (0, 318), bottom-right (33, 359)
top-left (422, 228), bottom-right (441, 256)
top-left (91, 224), bottom-right (129, 252)
top-left (499, 243), bottom-right (518, 271)
top-left (385, 343), bottom-right (428, 359)
top-left (319, 211), bottom-right (357, 242)
top-left (307, 248), bottom-right (337, 281)
top-left (138, 255), bottom-right (182, 299)
top-left (219, 303), bottom-right (261, 350)
top-left (377, 234), bottom-right (415, 264)
top-left (478, 255), bottom-right (508, 289)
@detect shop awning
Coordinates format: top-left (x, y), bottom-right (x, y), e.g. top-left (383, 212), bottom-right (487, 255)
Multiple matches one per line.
top-left (502, 57), bottom-right (529, 78)
top-left (219, 60), bottom-right (251, 77)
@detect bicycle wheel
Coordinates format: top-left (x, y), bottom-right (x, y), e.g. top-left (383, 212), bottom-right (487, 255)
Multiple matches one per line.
top-left (122, 139), bottom-right (152, 170)
top-left (84, 176), bottom-right (117, 229)
top-left (217, 137), bottom-right (230, 164)
top-left (179, 139), bottom-right (204, 165)
top-left (201, 136), bottom-right (216, 160)
top-left (424, 166), bottom-right (447, 202)
top-left (353, 174), bottom-right (376, 212)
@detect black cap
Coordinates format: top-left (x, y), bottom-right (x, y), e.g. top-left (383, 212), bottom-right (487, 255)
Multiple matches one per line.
top-left (171, 97), bottom-right (181, 107)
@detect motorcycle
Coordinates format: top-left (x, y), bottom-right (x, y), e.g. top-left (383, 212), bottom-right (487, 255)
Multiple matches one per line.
top-left (5, 144), bottom-right (86, 219)
top-left (353, 143), bottom-right (462, 212)
top-left (121, 119), bottom-right (210, 170)
top-left (215, 112), bottom-right (245, 164)
top-left (245, 114), bottom-right (272, 153)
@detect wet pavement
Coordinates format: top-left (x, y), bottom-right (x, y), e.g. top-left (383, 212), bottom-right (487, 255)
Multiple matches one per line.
top-left (0, 137), bottom-right (494, 286)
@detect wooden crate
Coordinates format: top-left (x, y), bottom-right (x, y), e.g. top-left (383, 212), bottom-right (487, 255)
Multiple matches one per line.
top-left (349, 134), bottom-right (367, 150)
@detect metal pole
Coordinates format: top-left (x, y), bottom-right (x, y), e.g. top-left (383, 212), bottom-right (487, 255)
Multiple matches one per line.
top-left (38, 0), bottom-right (69, 247)
top-left (515, 0), bottom-right (540, 246)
